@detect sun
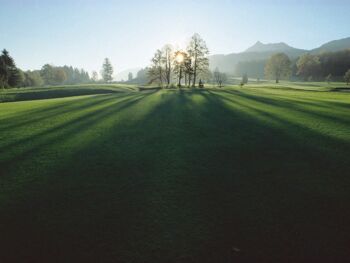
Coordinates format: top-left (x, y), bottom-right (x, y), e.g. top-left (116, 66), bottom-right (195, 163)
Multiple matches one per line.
top-left (175, 52), bottom-right (184, 63)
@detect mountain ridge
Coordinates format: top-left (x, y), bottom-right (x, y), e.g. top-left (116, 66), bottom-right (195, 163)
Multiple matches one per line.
top-left (209, 37), bottom-right (350, 73)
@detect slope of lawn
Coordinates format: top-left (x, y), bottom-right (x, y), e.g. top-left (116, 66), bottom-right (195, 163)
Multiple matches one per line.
top-left (0, 87), bottom-right (350, 262)
top-left (0, 84), bottom-right (137, 102)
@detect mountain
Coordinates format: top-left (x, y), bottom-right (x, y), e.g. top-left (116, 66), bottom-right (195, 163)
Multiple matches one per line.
top-left (244, 41), bottom-right (302, 53)
top-left (311, 37), bottom-right (350, 53)
top-left (209, 41), bottom-right (306, 73)
top-left (209, 37), bottom-right (350, 74)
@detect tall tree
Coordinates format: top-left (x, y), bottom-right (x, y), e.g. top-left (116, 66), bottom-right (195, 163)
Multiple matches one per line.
top-left (187, 33), bottom-right (209, 87)
top-left (0, 49), bottom-right (21, 88)
top-left (101, 58), bottom-right (114, 83)
top-left (162, 44), bottom-right (173, 86)
top-left (265, 53), bottom-right (291, 83)
top-left (148, 49), bottom-right (164, 85)
top-left (183, 55), bottom-right (193, 87)
top-left (174, 51), bottom-right (187, 87)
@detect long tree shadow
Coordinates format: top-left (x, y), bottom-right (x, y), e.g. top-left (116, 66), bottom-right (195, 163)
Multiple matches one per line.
top-left (212, 89), bottom-right (350, 142)
top-left (0, 93), bottom-right (126, 130)
top-left (0, 92), bottom-right (156, 174)
top-left (1, 89), bottom-right (350, 263)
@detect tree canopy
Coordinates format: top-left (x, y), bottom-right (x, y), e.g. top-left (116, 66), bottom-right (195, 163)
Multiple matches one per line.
top-left (148, 34), bottom-right (209, 87)
top-left (265, 53), bottom-right (291, 83)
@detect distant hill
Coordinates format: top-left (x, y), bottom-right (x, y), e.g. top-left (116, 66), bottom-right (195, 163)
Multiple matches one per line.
top-left (311, 37), bottom-right (350, 53)
top-left (115, 68), bottom-right (141, 81)
top-left (244, 41), bottom-right (305, 54)
top-left (210, 37), bottom-right (350, 74)
top-left (209, 41), bottom-right (306, 73)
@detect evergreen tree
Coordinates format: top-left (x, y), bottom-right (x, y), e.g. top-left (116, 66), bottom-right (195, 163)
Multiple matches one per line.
top-left (0, 49), bottom-right (21, 88)
top-left (101, 58), bottom-right (113, 83)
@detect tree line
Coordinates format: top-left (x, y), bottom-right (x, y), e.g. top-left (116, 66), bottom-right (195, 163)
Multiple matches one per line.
top-left (0, 49), bottom-right (119, 88)
top-left (237, 49), bottom-right (350, 84)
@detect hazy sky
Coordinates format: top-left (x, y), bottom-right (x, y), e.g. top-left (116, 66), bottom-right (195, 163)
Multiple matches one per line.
top-left (1, 0), bottom-right (349, 76)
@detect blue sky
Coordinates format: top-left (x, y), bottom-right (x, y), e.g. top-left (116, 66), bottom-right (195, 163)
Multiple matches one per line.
top-left (0, 0), bottom-right (349, 76)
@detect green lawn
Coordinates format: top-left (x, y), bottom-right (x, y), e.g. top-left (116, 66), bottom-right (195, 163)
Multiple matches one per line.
top-left (0, 84), bottom-right (138, 102)
top-left (1, 85), bottom-right (350, 262)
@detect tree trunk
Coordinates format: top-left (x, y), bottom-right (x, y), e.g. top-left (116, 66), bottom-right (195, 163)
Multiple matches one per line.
top-left (178, 68), bottom-right (182, 87)
top-left (192, 54), bottom-right (197, 87)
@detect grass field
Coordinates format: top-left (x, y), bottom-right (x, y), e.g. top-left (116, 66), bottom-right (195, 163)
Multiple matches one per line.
top-left (0, 84), bottom-right (138, 102)
top-left (1, 84), bottom-right (350, 262)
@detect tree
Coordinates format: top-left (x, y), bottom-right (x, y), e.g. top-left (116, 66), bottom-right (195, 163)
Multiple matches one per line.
top-left (9, 68), bottom-right (25, 87)
top-left (128, 72), bottom-right (133, 81)
top-left (162, 44), bottom-right (173, 86)
top-left (101, 58), bottom-right (113, 83)
top-left (148, 49), bottom-right (164, 85)
top-left (40, 64), bottom-right (55, 85)
top-left (147, 45), bottom-right (175, 87)
top-left (213, 67), bottom-right (227, 87)
top-left (183, 55), bottom-right (193, 87)
top-left (174, 50), bottom-right (187, 87)
top-left (296, 54), bottom-right (321, 81)
top-left (345, 69), bottom-right (350, 85)
top-left (265, 53), bottom-right (291, 83)
top-left (325, 74), bottom-right (332, 83)
top-left (0, 49), bottom-right (21, 88)
top-left (242, 73), bottom-right (248, 84)
top-left (53, 68), bottom-right (67, 84)
top-left (24, 71), bottom-right (44, 87)
top-left (134, 68), bottom-right (148, 84)
top-left (91, 71), bottom-right (98, 82)
top-left (187, 33), bottom-right (209, 87)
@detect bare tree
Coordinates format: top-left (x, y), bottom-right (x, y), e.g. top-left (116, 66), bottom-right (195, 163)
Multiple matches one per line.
top-left (183, 55), bottom-right (193, 87)
top-left (213, 67), bottom-right (227, 87)
top-left (174, 51), bottom-right (188, 87)
top-left (148, 49), bottom-right (164, 85)
top-left (91, 71), bottom-right (98, 82)
top-left (187, 33), bottom-right (209, 87)
top-left (162, 44), bottom-right (173, 86)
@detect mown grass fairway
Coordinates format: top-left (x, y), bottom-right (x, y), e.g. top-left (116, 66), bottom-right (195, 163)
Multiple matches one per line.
top-left (1, 86), bottom-right (350, 262)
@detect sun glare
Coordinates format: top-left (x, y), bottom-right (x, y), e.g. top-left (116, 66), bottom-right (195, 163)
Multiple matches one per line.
top-left (175, 53), bottom-right (184, 63)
